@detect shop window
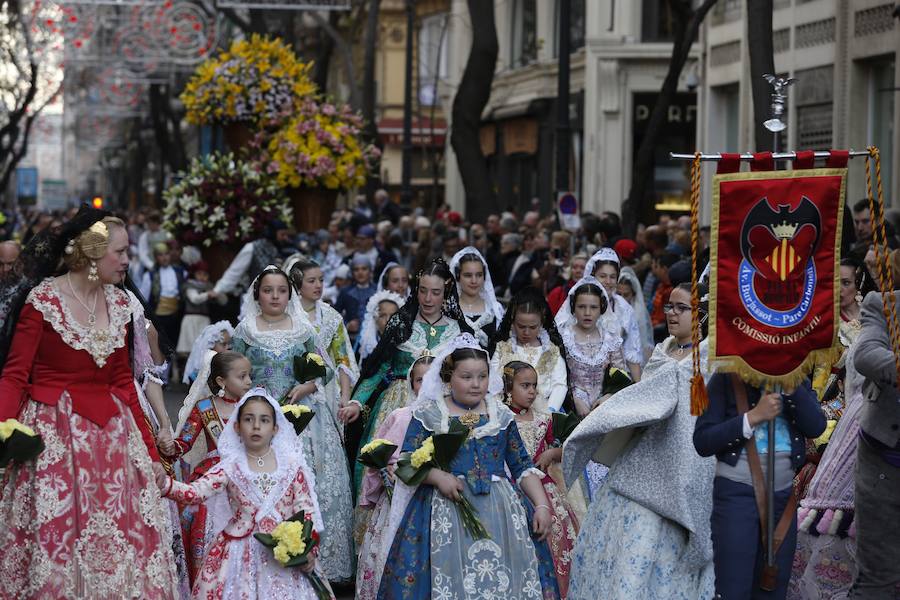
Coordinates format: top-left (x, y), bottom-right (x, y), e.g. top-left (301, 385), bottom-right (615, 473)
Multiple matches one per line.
top-left (418, 12), bottom-right (449, 107)
top-left (510, 0), bottom-right (537, 68)
top-left (553, 0), bottom-right (586, 56)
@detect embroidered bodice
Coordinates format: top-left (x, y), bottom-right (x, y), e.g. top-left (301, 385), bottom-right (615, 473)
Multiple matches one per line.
top-left (491, 332), bottom-right (568, 412)
top-left (401, 415), bottom-right (536, 495)
top-left (169, 398), bottom-right (228, 460)
top-left (563, 328), bottom-right (627, 409)
top-left (30, 278), bottom-right (131, 368)
top-left (164, 462), bottom-right (319, 540)
top-left (231, 329), bottom-right (322, 402)
top-left (514, 413), bottom-right (554, 460)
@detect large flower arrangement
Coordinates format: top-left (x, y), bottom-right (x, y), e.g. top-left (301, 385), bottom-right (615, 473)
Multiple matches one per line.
top-left (180, 34), bottom-right (316, 127)
top-left (264, 98), bottom-right (381, 190)
top-left (162, 152), bottom-right (292, 247)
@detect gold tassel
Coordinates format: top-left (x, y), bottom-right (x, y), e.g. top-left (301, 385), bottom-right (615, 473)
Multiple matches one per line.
top-left (691, 374), bottom-right (708, 416)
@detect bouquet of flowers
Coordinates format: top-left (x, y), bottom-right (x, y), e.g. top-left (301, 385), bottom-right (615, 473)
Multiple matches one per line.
top-left (181, 34), bottom-right (316, 127)
top-left (550, 412), bottom-right (582, 446)
top-left (603, 366), bottom-right (634, 396)
top-left (281, 405), bottom-right (315, 436)
top-left (0, 419), bottom-right (44, 467)
top-left (254, 510), bottom-right (330, 599)
top-left (162, 152), bottom-right (291, 248)
top-left (357, 438), bottom-right (399, 500)
top-left (395, 420), bottom-right (490, 540)
top-left (293, 352), bottom-right (327, 384)
top-left (264, 98), bottom-right (381, 191)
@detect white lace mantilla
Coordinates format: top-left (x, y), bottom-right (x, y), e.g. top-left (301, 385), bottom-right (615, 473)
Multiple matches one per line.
top-left (233, 315), bottom-right (313, 357)
top-left (413, 395), bottom-right (515, 440)
top-left (28, 278), bottom-right (131, 368)
top-left (463, 311), bottom-right (495, 348)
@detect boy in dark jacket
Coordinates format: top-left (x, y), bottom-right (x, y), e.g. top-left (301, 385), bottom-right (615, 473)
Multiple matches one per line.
top-left (694, 374), bottom-right (826, 599)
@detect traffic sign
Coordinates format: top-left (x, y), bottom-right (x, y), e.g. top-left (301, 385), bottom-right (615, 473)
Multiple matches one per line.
top-left (557, 191), bottom-right (580, 231)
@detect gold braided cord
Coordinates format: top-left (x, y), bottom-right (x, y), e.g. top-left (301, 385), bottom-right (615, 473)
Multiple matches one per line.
top-left (689, 152), bottom-right (707, 415)
top-left (865, 146), bottom-right (900, 382)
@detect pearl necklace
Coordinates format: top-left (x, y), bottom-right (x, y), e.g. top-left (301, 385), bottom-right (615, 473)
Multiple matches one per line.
top-left (67, 272), bottom-right (99, 327)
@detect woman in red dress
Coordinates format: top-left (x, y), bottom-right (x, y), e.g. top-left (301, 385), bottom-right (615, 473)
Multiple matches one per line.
top-left (0, 207), bottom-right (178, 598)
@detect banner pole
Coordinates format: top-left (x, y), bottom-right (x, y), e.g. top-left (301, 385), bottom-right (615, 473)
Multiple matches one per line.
top-left (669, 150), bottom-right (869, 161)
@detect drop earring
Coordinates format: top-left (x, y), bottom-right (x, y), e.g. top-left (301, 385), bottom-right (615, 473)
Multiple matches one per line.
top-left (217, 388), bottom-right (226, 398)
top-left (855, 291), bottom-right (863, 305)
top-left (504, 392), bottom-right (512, 406)
top-left (88, 261), bottom-right (99, 282)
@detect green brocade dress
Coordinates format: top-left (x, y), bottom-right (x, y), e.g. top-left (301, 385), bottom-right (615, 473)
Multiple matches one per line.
top-left (350, 320), bottom-right (459, 493)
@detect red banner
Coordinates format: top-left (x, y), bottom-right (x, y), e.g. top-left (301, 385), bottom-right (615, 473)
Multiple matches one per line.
top-left (709, 168), bottom-right (846, 387)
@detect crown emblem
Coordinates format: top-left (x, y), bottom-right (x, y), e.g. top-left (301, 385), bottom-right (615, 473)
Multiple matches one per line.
top-left (772, 220), bottom-right (798, 240)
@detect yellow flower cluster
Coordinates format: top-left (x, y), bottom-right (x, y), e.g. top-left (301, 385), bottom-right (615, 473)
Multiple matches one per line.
top-left (307, 353), bottom-right (325, 367)
top-left (410, 436), bottom-right (435, 469)
top-left (282, 404), bottom-right (312, 418)
top-left (271, 520), bottom-right (307, 565)
top-left (0, 419), bottom-right (35, 442)
top-left (181, 34), bottom-right (316, 126)
top-left (360, 438), bottom-right (394, 455)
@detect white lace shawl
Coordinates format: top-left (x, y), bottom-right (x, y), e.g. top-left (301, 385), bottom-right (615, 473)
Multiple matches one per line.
top-left (214, 388), bottom-right (324, 534)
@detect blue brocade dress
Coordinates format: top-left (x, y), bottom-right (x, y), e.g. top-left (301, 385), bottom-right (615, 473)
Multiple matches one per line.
top-left (378, 413), bottom-right (560, 600)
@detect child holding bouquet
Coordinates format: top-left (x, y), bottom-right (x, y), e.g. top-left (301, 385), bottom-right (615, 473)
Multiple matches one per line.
top-left (378, 334), bottom-right (561, 599)
top-left (504, 360), bottom-right (580, 598)
top-left (231, 266), bottom-right (354, 584)
top-left (355, 353), bottom-right (434, 599)
top-left (154, 388), bottom-right (334, 600)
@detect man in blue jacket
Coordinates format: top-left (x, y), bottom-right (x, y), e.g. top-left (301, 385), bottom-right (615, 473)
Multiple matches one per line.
top-left (694, 374), bottom-right (826, 599)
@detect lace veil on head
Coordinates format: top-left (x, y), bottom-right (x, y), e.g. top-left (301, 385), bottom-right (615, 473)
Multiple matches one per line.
top-left (584, 247), bottom-right (620, 279)
top-left (358, 289), bottom-right (407, 361)
top-left (448, 247), bottom-right (504, 323)
top-left (183, 321), bottom-right (235, 385)
top-left (554, 275), bottom-right (619, 337)
top-left (239, 265), bottom-right (310, 326)
top-left (412, 333), bottom-right (510, 438)
top-left (215, 387), bottom-right (323, 533)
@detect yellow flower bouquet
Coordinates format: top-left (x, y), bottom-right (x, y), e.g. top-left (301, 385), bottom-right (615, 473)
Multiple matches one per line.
top-left (181, 34), bottom-right (316, 127)
top-left (357, 438), bottom-right (399, 500)
top-left (395, 420), bottom-right (490, 539)
top-left (254, 510), bottom-right (330, 599)
top-left (281, 404), bottom-right (315, 436)
top-left (264, 98), bottom-right (381, 191)
top-left (0, 418), bottom-right (44, 467)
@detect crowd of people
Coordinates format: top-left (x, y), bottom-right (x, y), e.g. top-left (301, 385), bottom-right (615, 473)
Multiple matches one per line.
top-left (0, 191), bottom-right (897, 600)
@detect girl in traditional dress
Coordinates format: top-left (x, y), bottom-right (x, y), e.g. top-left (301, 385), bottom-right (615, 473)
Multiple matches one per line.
top-left (795, 258), bottom-right (872, 499)
top-left (347, 258), bottom-right (469, 493)
top-left (504, 360), bottom-right (580, 598)
top-left (585, 248), bottom-right (646, 379)
top-left (357, 290), bottom-right (406, 366)
top-left (616, 267), bottom-right (655, 362)
top-left (378, 334), bottom-right (560, 599)
top-left (449, 246), bottom-right (505, 354)
top-left (286, 256), bottom-right (360, 418)
top-left (490, 287), bottom-right (568, 413)
top-left (355, 353), bottom-right (434, 599)
top-left (0, 207), bottom-right (178, 598)
top-left (564, 283), bottom-right (716, 600)
top-left (182, 319), bottom-right (233, 384)
top-left (155, 388), bottom-right (334, 600)
top-left (161, 350), bottom-right (253, 584)
top-left (232, 265), bottom-right (355, 585)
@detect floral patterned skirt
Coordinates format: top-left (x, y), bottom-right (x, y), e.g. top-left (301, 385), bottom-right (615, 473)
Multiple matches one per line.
top-left (378, 479), bottom-right (556, 600)
top-left (568, 485), bottom-right (714, 600)
top-left (0, 394), bottom-right (178, 599)
top-left (353, 379), bottom-right (410, 493)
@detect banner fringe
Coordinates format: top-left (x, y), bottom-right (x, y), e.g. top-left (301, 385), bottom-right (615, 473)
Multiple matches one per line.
top-left (711, 344), bottom-right (842, 392)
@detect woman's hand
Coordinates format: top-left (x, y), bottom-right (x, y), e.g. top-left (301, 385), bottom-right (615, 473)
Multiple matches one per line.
top-left (288, 382), bottom-right (318, 403)
top-left (300, 554), bottom-right (316, 574)
top-left (532, 505), bottom-right (552, 541)
top-left (535, 447), bottom-right (561, 471)
top-left (428, 470), bottom-right (464, 501)
top-left (151, 462), bottom-right (169, 492)
top-left (338, 402), bottom-right (361, 424)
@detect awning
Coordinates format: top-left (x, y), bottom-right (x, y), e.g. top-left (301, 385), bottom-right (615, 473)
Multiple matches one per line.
top-left (378, 116), bottom-right (447, 147)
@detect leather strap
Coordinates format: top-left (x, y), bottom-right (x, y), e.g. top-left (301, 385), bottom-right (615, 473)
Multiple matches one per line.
top-left (729, 374), bottom-right (797, 590)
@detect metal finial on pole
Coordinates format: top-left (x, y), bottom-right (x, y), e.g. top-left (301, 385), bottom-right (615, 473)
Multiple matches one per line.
top-left (763, 73), bottom-right (795, 152)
